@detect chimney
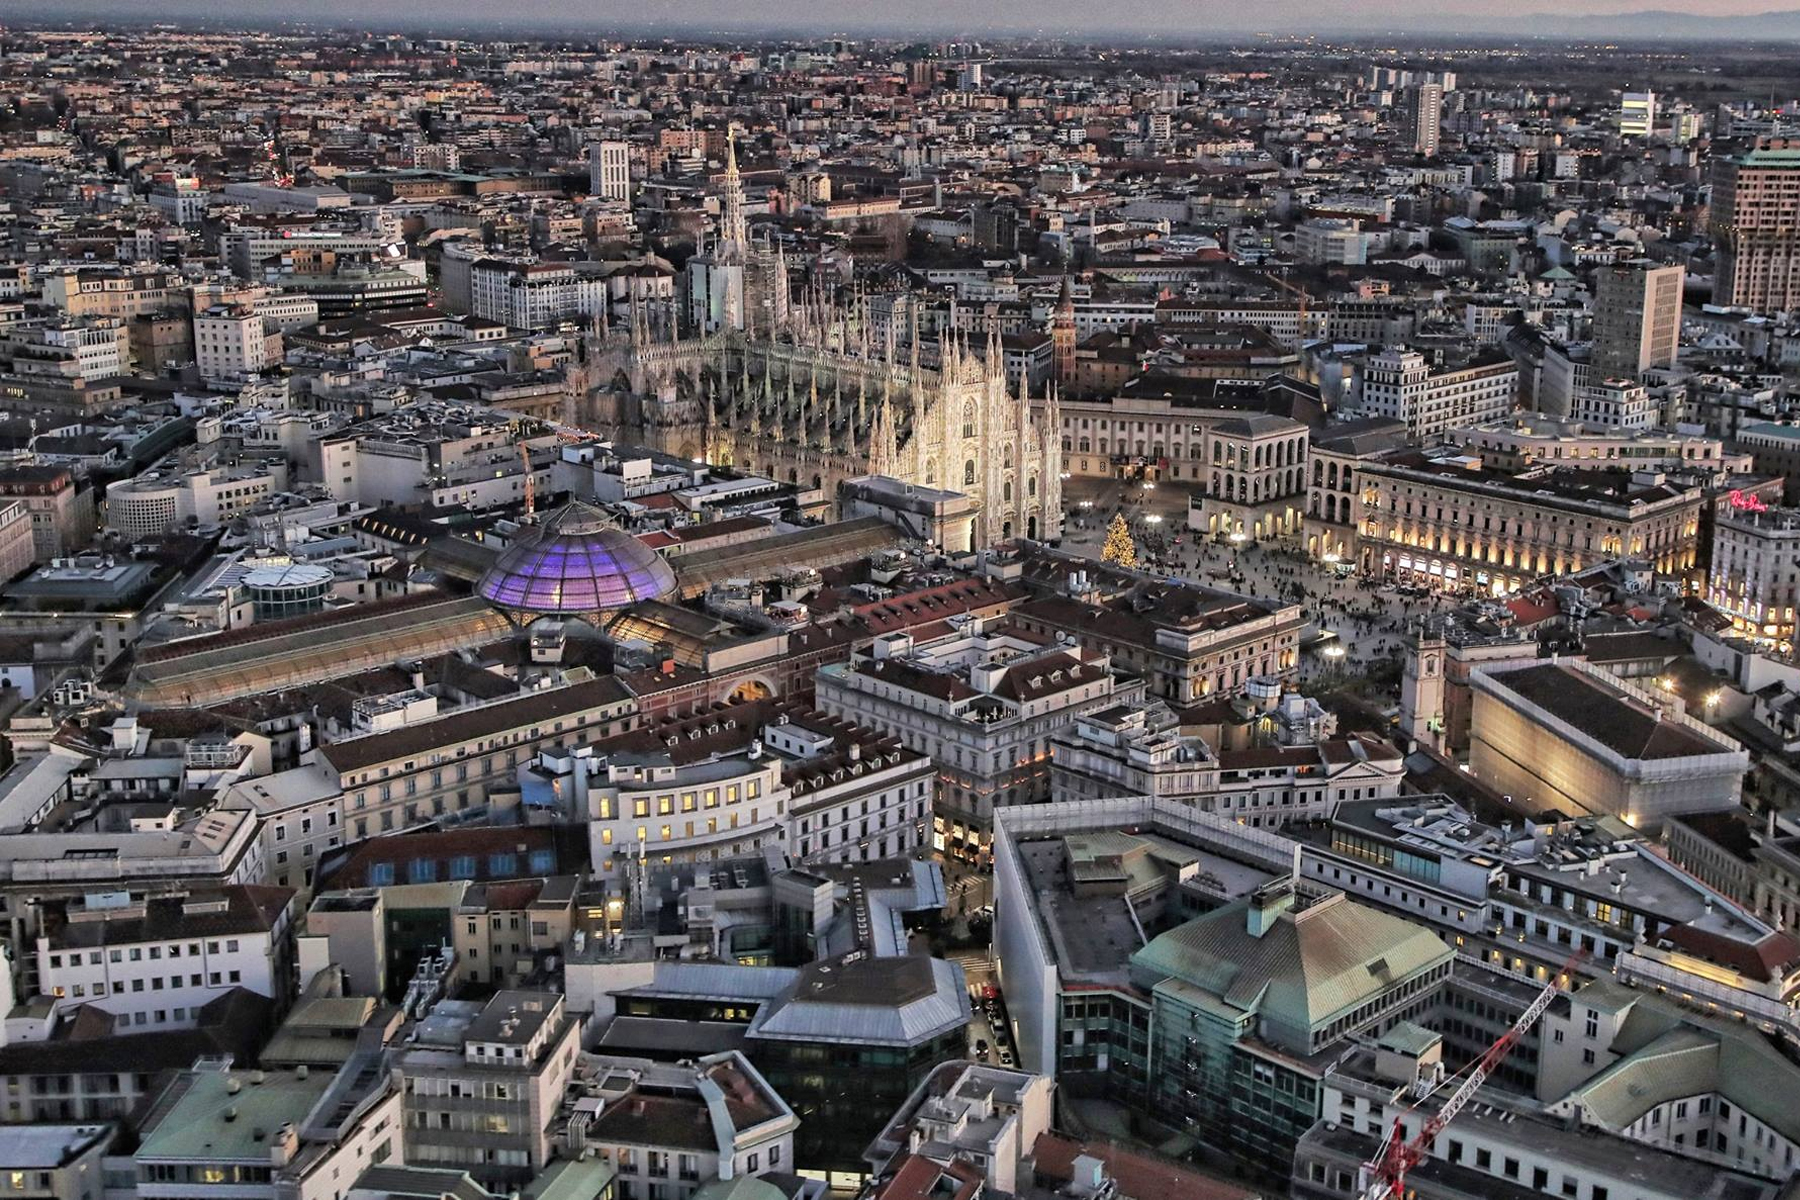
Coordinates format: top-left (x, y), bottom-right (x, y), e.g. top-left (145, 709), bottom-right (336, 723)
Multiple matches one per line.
top-left (1245, 880), bottom-right (1295, 938)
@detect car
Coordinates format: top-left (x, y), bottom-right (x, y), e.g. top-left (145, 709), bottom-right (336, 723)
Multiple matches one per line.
top-left (975, 1039), bottom-right (989, 1054)
top-left (998, 1049), bottom-right (1015, 1066)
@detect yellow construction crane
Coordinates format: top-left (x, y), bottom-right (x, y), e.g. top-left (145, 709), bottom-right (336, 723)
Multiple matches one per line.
top-left (519, 442), bottom-right (536, 517)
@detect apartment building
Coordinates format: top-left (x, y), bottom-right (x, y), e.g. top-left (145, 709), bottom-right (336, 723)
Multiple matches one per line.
top-left (40, 268), bottom-right (188, 320)
top-left (397, 990), bottom-right (582, 1188)
top-left (194, 305), bottom-right (278, 382)
top-left (0, 466), bottom-right (97, 561)
top-left (815, 617), bottom-right (1143, 862)
top-left (311, 675), bottom-right (636, 842)
top-left (469, 258), bottom-right (604, 331)
top-left (1351, 348), bottom-right (1518, 440)
top-left (1709, 504), bottom-right (1800, 653)
top-left (33, 885), bottom-right (297, 1033)
top-left (0, 1125), bottom-right (114, 1200)
top-left (563, 1051), bottom-right (798, 1194)
top-left (588, 141), bottom-right (630, 200)
top-left (1355, 450), bottom-right (1706, 595)
top-left (1011, 574), bottom-right (1302, 706)
top-left (1445, 417), bottom-right (1731, 473)
top-left (1570, 378), bottom-right (1658, 431)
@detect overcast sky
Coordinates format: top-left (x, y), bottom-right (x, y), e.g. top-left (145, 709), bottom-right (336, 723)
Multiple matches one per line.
top-left (15, 0), bottom-right (1796, 36)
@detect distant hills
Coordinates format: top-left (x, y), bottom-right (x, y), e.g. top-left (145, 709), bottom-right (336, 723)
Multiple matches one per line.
top-left (1508, 7), bottom-right (1800, 41)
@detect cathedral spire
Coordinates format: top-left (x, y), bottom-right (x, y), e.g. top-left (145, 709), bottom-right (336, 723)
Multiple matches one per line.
top-left (719, 128), bottom-right (747, 261)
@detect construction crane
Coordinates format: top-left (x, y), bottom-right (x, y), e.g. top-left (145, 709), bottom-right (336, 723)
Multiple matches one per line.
top-left (1360, 951), bottom-right (1586, 1200)
top-left (518, 442), bottom-right (536, 517)
top-left (1268, 270), bottom-right (1314, 347)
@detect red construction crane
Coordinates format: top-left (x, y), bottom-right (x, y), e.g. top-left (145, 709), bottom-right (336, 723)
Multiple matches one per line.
top-left (1360, 951), bottom-right (1586, 1200)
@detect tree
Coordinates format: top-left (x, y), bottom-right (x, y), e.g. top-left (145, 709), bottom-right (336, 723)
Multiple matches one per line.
top-left (1101, 513), bottom-right (1137, 569)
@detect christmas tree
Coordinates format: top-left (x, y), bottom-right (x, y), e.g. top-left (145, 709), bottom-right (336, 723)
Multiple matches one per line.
top-left (1100, 513), bottom-right (1137, 569)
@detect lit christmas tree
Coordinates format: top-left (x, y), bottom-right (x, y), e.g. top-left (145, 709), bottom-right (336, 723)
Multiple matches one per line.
top-left (1101, 513), bottom-right (1137, 569)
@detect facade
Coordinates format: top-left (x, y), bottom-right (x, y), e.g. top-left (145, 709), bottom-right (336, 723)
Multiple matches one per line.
top-left (1591, 261), bottom-right (1683, 378)
top-left (1620, 89), bottom-right (1658, 136)
top-left (1351, 348), bottom-right (1517, 441)
top-left (1708, 505), bottom-right (1800, 654)
top-left (397, 991), bottom-right (582, 1188)
top-left (589, 140), bottom-right (631, 200)
top-left (34, 885), bottom-right (296, 1032)
top-left (0, 467), bottom-right (97, 562)
top-left (0, 502), bottom-right (35, 583)
top-left (1712, 139), bottom-right (1800, 314)
top-left (194, 305), bottom-right (276, 382)
top-left (0, 1125), bottom-right (114, 1200)
top-left (814, 618), bottom-right (1142, 862)
top-left (1468, 659), bottom-right (1750, 829)
top-left (1356, 451), bottom-right (1705, 595)
top-left (1192, 413), bottom-right (1310, 540)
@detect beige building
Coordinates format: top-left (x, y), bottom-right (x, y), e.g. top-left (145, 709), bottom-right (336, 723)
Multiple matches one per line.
top-left (1712, 139), bottom-right (1800, 315)
top-left (40, 268), bottom-right (189, 320)
top-left (1356, 451), bottom-right (1705, 595)
top-left (0, 1125), bottom-right (115, 1200)
top-left (1468, 659), bottom-right (1749, 830)
top-left (0, 467), bottom-right (97, 562)
top-left (1192, 413), bottom-right (1309, 540)
top-left (312, 676), bottom-right (636, 843)
top-left (1708, 504), bottom-right (1800, 655)
top-left (1445, 417), bottom-right (1734, 473)
top-left (1591, 260), bottom-right (1684, 378)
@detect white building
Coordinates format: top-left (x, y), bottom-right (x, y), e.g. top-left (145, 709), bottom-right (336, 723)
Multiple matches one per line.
top-left (194, 305), bottom-right (276, 383)
top-left (1571, 379), bottom-right (1658, 431)
top-left (106, 457), bottom-right (287, 537)
top-left (815, 616), bottom-right (1146, 863)
top-left (1620, 90), bottom-right (1658, 137)
top-left (34, 885), bottom-right (296, 1032)
top-left (468, 259), bottom-right (604, 331)
top-left (1352, 347), bottom-right (1519, 440)
top-left (588, 141), bottom-right (630, 200)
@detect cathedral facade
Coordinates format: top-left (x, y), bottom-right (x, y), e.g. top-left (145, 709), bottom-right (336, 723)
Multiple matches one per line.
top-left (580, 313), bottom-right (1064, 550)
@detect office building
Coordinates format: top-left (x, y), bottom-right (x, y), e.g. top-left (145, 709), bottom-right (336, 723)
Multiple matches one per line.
top-left (1620, 89), bottom-right (1658, 137)
top-left (1354, 451), bottom-right (1705, 595)
top-left (1712, 139), bottom-right (1800, 314)
top-left (1592, 261), bottom-right (1684, 378)
top-left (589, 141), bottom-right (631, 200)
top-left (396, 991), bottom-right (582, 1188)
top-left (1351, 348), bottom-right (1518, 441)
top-left (34, 885), bottom-right (297, 1033)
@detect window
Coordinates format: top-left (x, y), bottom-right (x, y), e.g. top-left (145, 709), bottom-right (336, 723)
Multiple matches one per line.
top-left (369, 863), bottom-right (396, 886)
top-left (489, 853), bottom-right (518, 875)
top-left (529, 850), bottom-right (555, 874)
top-left (449, 855), bottom-right (477, 879)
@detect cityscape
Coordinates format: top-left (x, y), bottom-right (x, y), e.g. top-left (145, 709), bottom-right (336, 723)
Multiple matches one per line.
top-left (0, 16), bottom-right (1795, 1200)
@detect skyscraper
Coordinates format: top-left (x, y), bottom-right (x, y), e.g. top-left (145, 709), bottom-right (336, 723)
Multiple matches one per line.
top-left (1404, 83), bottom-right (1444, 156)
top-left (1712, 138), bottom-right (1800, 314)
top-left (1619, 90), bottom-right (1658, 138)
top-left (1591, 260), bottom-right (1684, 378)
top-left (588, 140), bottom-right (630, 200)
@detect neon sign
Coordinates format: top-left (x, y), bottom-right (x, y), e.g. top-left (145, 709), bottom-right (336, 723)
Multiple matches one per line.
top-left (1729, 489), bottom-right (1770, 513)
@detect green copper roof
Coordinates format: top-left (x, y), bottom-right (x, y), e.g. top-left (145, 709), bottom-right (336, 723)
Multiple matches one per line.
top-left (1130, 892), bottom-right (1452, 1045)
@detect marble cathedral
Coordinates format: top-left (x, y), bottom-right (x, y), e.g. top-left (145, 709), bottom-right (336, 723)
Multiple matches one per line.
top-left (576, 140), bottom-right (1064, 549)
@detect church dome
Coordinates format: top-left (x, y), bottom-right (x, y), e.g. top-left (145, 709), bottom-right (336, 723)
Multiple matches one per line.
top-left (478, 502), bottom-right (678, 620)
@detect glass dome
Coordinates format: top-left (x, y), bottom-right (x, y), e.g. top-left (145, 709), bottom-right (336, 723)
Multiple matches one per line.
top-left (478, 502), bottom-right (678, 618)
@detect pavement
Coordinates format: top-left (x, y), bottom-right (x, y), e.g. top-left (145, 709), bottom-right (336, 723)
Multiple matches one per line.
top-left (1057, 481), bottom-right (1465, 686)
